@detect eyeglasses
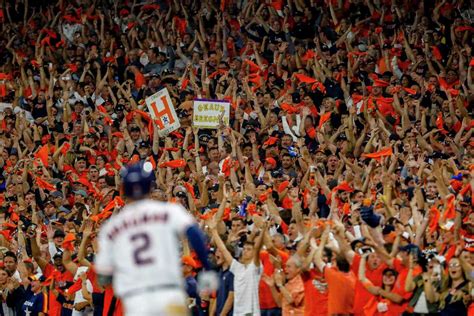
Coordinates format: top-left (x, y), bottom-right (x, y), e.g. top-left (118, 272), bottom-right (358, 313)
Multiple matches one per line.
top-left (449, 262), bottom-right (460, 268)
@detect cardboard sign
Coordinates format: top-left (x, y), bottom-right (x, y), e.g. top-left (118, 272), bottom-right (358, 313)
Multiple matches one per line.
top-left (145, 88), bottom-right (180, 136)
top-left (193, 99), bottom-right (230, 129)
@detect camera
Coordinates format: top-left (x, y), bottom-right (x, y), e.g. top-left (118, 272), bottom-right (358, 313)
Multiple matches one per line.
top-left (358, 247), bottom-right (374, 255)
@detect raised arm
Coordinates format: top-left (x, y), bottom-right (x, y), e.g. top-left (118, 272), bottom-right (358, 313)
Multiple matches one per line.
top-left (209, 217), bottom-right (234, 266)
top-left (312, 225), bottom-right (330, 272)
top-left (252, 223), bottom-right (267, 267)
top-left (26, 226), bottom-right (48, 272)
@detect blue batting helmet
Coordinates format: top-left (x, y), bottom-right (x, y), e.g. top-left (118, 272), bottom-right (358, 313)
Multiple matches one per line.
top-left (121, 162), bottom-right (154, 198)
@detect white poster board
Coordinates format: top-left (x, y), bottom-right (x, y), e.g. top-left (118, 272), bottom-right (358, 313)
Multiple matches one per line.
top-left (145, 88), bottom-right (180, 137)
top-left (193, 99), bottom-right (230, 129)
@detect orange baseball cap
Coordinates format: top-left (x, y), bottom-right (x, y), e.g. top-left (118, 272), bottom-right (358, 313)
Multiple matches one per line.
top-left (182, 256), bottom-right (197, 269)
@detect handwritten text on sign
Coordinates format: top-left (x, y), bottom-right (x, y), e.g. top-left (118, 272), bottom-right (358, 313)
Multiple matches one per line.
top-left (145, 88), bottom-right (180, 137)
top-left (193, 99), bottom-right (230, 129)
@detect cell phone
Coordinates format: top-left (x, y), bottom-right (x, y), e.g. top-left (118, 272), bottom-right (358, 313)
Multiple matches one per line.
top-left (358, 247), bottom-right (374, 255)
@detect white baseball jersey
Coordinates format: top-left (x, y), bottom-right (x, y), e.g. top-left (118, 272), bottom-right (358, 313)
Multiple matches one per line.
top-left (95, 199), bottom-right (194, 297)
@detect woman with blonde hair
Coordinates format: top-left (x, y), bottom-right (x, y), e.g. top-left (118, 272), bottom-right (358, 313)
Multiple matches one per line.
top-left (425, 255), bottom-right (471, 315)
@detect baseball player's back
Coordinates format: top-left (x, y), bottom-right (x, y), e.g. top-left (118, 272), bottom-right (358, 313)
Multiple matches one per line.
top-left (95, 199), bottom-right (194, 315)
top-left (95, 162), bottom-right (216, 316)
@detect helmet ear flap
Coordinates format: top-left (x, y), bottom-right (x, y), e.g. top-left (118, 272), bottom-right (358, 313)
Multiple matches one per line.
top-left (132, 184), bottom-right (144, 198)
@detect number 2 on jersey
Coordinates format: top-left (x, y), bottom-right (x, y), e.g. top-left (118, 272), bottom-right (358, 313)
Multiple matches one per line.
top-left (131, 232), bottom-right (154, 265)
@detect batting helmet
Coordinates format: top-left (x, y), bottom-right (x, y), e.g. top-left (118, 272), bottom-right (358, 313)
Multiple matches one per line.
top-left (121, 161), bottom-right (154, 199)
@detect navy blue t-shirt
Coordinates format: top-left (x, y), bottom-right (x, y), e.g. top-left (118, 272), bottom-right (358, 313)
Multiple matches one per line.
top-left (216, 268), bottom-right (234, 316)
top-left (185, 276), bottom-right (202, 316)
top-left (21, 287), bottom-right (47, 316)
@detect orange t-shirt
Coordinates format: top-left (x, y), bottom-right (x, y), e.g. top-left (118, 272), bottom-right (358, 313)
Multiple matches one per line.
top-left (325, 266), bottom-right (356, 315)
top-left (259, 250), bottom-right (290, 309)
top-left (302, 269), bottom-right (328, 316)
top-left (351, 254), bottom-right (387, 316)
top-left (43, 264), bottom-right (74, 316)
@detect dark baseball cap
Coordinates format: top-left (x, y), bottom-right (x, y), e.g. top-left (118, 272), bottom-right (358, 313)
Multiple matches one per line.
top-left (44, 200), bottom-right (55, 206)
top-left (53, 229), bottom-right (66, 239)
top-left (51, 191), bottom-right (63, 198)
top-left (53, 251), bottom-right (64, 259)
top-left (138, 141), bottom-right (150, 148)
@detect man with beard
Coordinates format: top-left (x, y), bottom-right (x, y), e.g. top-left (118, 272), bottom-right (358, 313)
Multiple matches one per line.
top-left (278, 153), bottom-right (297, 178)
top-left (3, 251), bottom-right (21, 282)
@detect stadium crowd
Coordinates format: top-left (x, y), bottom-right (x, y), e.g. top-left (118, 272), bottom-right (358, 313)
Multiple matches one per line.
top-left (0, 0), bottom-right (473, 315)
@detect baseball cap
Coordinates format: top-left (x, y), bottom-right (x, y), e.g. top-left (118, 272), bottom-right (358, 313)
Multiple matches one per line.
top-left (51, 191), bottom-right (63, 198)
top-left (208, 184), bottom-right (219, 192)
top-left (138, 141), bottom-right (150, 148)
top-left (73, 190), bottom-right (88, 197)
top-left (28, 275), bottom-right (42, 282)
top-left (177, 109), bottom-right (189, 119)
top-left (357, 43), bottom-right (368, 52)
top-left (199, 134), bottom-right (211, 146)
top-left (350, 238), bottom-right (366, 250)
top-left (44, 200), bottom-right (55, 206)
top-left (181, 256), bottom-right (197, 269)
top-left (53, 251), bottom-right (64, 259)
top-left (58, 206), bottom-right (71, 214)
top-left (265, 157), bottom-right (277, 168)
top-left (130, 126), bottom-right (140, 132)
top-left (175, 191), bottom-right (187, 198)
top-left (53, 229), bottom-right (66, 239)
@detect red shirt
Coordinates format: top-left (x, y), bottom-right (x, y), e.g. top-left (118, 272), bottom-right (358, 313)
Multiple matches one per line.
top-left (351, 254), bottom-right (387, 316)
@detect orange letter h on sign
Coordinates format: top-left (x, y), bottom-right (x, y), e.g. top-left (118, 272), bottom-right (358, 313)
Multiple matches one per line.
top-left (150, 96), bottom-right (175, 129)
